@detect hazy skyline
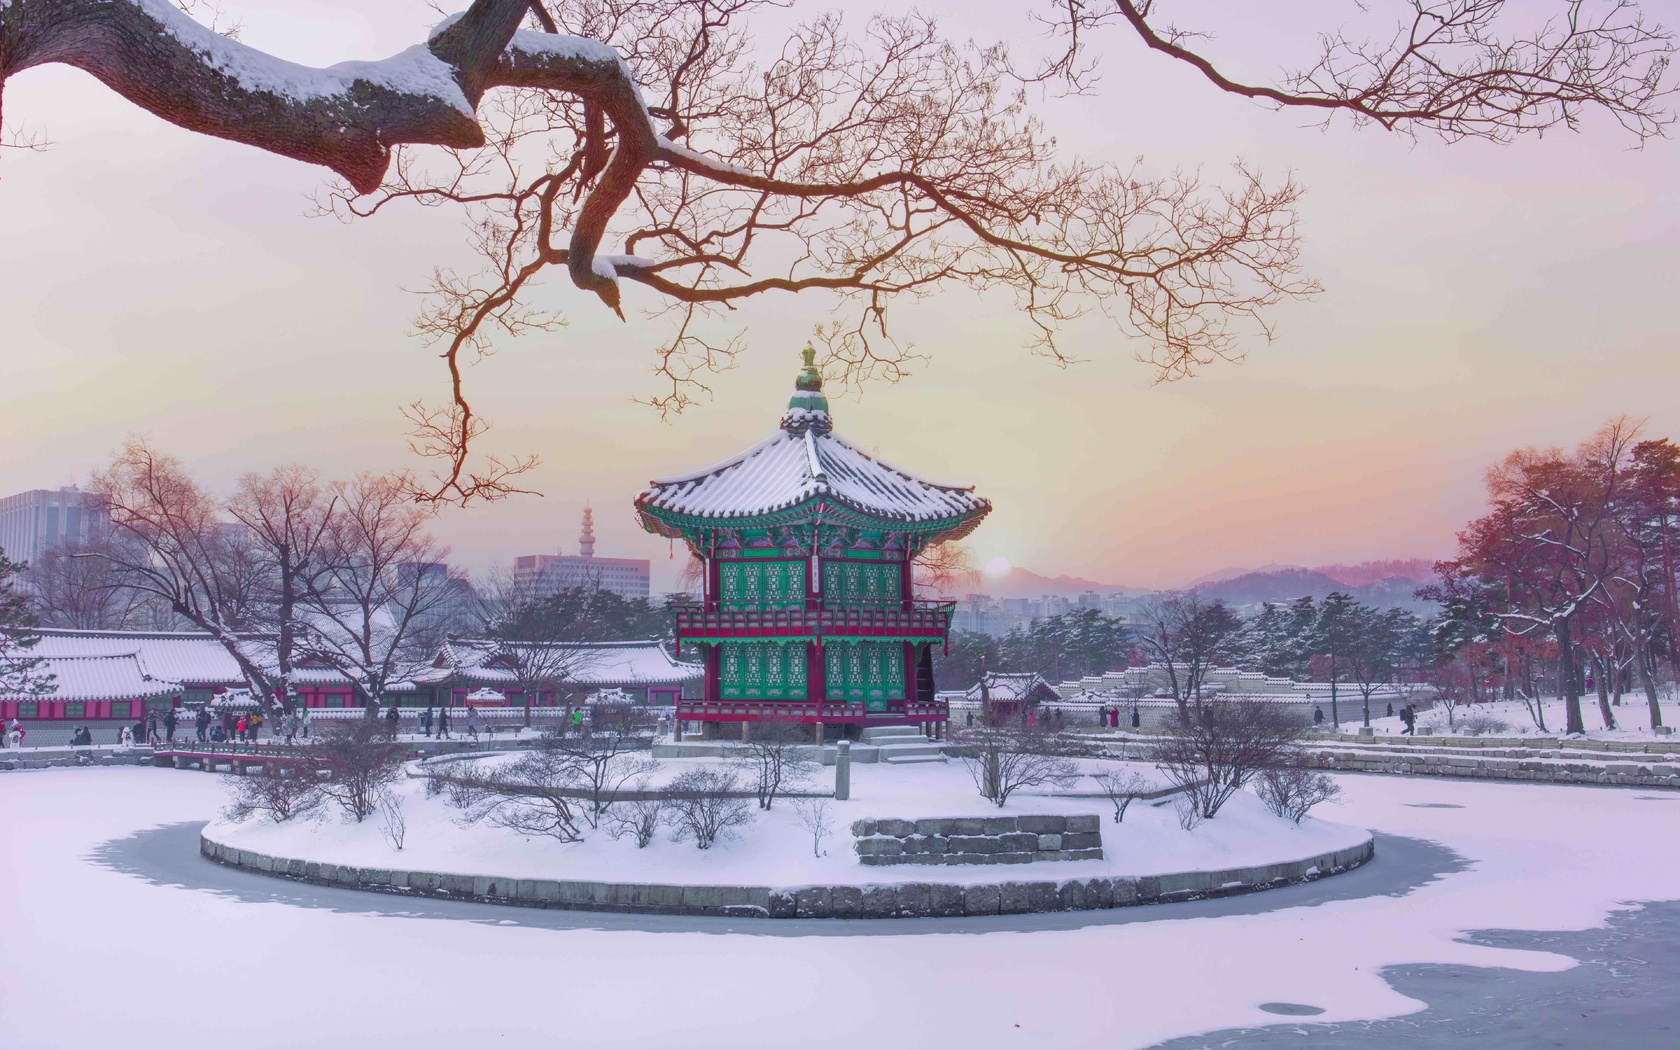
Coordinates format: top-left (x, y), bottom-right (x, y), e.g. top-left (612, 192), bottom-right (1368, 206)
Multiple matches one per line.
top-left (3, 0), bottom-right (1677, 593)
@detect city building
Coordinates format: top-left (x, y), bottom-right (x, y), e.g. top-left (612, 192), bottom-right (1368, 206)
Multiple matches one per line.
top-left (636, 345), bottom-right (991, 740)
top-left (0, 486), bottom-right (109, 566)
top-left (514, 507), bottom-right (652, 599)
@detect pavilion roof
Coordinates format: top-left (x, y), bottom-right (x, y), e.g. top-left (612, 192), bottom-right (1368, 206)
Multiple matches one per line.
top-left (636, 347), bottom-right (989, 534)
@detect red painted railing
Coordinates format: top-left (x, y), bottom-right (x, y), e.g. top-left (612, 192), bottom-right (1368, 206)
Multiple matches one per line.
top-left (675, 698), bottom-right (948, 723)
top-left (669, 600), bottom-right (955, 642)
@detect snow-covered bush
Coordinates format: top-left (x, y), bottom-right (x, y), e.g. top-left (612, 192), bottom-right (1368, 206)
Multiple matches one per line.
top-left (1089, 769), bottom-right (1155, 824)
top-left (607, 787), bottom-right (665, 849)
top-left (313, 719), bottom-right (406, 823)
top-left (791, 796), bottom-right (833, 857)
top-left (955, 723), bottom-right (1081, 807)
top-left (1456, 713), bottom-right (1512, 737)
top-left (534, 721), bottom-right (659, 828)
top-left (1255, 765), bottom-right (1341, 824)
top-left (222, 759), bottom-right (322, 824)
top-left (665, 769), bottom-right (754, 850)
top-left (446, 750), bottom-right (586, 843)
top-left (377, 789), bottom-right (407, 851)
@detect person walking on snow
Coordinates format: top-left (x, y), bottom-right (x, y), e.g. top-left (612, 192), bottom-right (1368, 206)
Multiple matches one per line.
top-left (1401, 705), bottom-right (1417, 736)
top-left (9, 718), bottom-right (25, 748)
top-left (386, 703), bottom-right (401, 739)
top-left (437, 706), bottom-right (451, 739)
top-left (420, 707), bottom-right (433, 738)
top-left (163, 709), bottom-right (177, 745)
top-left (466, 706), bottom-right (480, 740)
top-left (1314, 706), bottom-right (1325, 726)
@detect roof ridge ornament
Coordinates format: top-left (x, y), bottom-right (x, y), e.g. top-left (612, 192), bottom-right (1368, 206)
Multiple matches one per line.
top-left (781, 342), bottom-right (832, 434)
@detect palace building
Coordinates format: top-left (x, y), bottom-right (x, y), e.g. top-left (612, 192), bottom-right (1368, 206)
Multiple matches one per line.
top-left (636, 346), bottom-right (990, 741)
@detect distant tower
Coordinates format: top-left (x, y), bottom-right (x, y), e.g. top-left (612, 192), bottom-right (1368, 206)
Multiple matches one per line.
top-left (578, 506), bottom-right (596, 559)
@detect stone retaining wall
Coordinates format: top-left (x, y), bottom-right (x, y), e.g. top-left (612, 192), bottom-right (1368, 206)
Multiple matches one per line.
top-left (1306, 748), bottom-right (1680, 788)
top-left (852, 815), bottom-right (1103, 866)
top-left (199, 828), bottom-right (1372, 919)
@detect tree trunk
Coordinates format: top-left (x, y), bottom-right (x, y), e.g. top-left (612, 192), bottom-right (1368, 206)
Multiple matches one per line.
top-left (1592, 651), bottom-right (1616, 730)
top-left (1637, 643), bottom-right (1665, 730)
top-left (1558, 615), bottom-right (1585, 735)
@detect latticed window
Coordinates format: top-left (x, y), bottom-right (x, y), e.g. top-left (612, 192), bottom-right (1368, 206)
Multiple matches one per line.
top-left (824, 640), bottom-right (906, 709)
top-left (719, 641), bottom-right (809, 700)
top-left (719, 559), bottom-right (806, 609)
top-left (821, 558), bottom-right (902, 604)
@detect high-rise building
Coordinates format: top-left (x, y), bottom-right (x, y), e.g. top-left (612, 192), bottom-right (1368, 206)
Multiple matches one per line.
top-left (514, 507), bottom-right (651, 600)
top-left (0, 486), bottom-right (110, 567)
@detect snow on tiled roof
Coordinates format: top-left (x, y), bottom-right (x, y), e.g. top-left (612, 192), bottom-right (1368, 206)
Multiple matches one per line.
top-left (637, 350), bottom-right (989, 529)
top-left (4, 653), bottom-right (181, 702)
top-left (963, 672), bottom-right (1058, 703)
top-left (426, 639), bottom-right (701, 687)
top-left (28, 629), bottom-right (360, 688)
top-left (30, 630), bottom-right (248, 684)
top-left (640, 428), bottom-right (989, 525)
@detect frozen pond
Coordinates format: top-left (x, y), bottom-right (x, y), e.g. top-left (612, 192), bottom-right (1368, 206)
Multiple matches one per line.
top-left (3, 769), bottom-right (1679, 1049)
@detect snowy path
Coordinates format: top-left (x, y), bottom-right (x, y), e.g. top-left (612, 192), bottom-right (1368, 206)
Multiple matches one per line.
top-left (3, 770), bottom-right (1679, 1049)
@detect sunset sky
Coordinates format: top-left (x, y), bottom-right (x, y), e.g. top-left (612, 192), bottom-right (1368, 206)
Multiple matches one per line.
top-left (3, 0), bottom-right (1677, 593)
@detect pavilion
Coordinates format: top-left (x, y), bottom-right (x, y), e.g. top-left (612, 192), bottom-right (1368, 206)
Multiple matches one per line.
top-left (636, 346), bottom-right (990, 741)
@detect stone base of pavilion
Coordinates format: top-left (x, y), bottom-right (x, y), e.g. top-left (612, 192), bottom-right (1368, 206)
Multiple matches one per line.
top-left (656, 722), bottom-right (947, 764)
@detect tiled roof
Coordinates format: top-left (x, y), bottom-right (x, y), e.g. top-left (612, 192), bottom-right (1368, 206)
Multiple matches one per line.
top-left (425, 639), bottom-right (701, 687)
top-left (27, 629), bottom-right (361, 689)
top-left (637, 353), bottom-right (989, 530)
top-left (3, 652), bottom-right (180, 702)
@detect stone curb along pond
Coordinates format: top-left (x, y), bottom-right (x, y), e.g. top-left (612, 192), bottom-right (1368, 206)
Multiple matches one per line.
top-left (199, 825), bottom-right (1375, 919)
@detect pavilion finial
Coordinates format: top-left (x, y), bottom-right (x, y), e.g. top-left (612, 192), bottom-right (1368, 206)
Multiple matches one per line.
top-left (783, 343), bottom-right (832, 433)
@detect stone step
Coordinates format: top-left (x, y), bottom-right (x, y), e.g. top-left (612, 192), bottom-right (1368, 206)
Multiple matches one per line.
top-left (883, 753), bottom-right (948, 765)
top-left (861, 725), bottom-right (925, 742)
top-left (874, 743), bottom-right (945, 760)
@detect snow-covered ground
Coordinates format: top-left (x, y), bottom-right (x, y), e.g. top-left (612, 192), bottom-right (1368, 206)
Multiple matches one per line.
top-left (4, 768), bottom-right (1679, 1049)
top-left (207, 757), bottom-right (1366, 887)
top-left (1346, 695), bottom-right (1675, 742)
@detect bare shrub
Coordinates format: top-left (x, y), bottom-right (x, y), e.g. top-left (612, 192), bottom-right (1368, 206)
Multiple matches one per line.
top-left (1255, 765), bottom-right (1342, 824)
top-left (313, 719), bottom-right (406, 822)
top-left (1457, 713), bottom-right (1512, 737)
top-left (222, 759), bottom-right (322, 823)
top-left (447, 750), bottom-right (586, 843)
top-left (1154, 698), bottom-right (1306, 823)
top-left (666, 768), bottom-right (754, 850)
top-left (377, 789), bottom-right (407, 850)
top-left (955, 723), bottom-right (1081, 807)
top-left (737, 722), bottom-right (815, 810)
top-left (536, 717), bottom-right (659, 828)
top-left (606, 782), bottom-right (664, 849)
top-left (791, 796), bottom-right (833, 857)
top-left (1089, 768), bottom-right (1155, 825)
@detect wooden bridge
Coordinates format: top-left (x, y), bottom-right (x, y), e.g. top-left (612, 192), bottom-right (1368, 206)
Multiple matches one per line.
top-left (151, 744), bottom-right (317, 774)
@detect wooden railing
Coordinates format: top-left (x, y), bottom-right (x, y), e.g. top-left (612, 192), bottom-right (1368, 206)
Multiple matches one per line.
top-left (669, 599), bottom-right (955, 641)
top-left (675, 698), bottom-right (949, 723)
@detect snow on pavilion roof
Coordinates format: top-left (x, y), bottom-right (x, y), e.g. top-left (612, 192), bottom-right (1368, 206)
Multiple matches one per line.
top-left (3, 652), bottom-right (181, 702)
top-left (423, 639), bottom-right (702, 687)
top-left (636, 347), bottom-right (990, 533)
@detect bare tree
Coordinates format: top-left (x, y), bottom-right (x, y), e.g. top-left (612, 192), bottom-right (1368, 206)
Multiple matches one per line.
top-left (1134, 592), bottom-right (1242, 719)
top-left (475, 570), bottom-right (607, 726)
top-left (1088, 768), bottom-right (1155, 825)
top-left (1255, 764), bottom-right (1342, 825)
top-left (229, 465), bottom-right (341, 713)
top-left (92, 440), bottom-right (285, 711)
top-left (956, 722), bottom-right (1081, 807)
top-left (665, 768), bottom-right (754, 849)
top-left (791, 796), bottom-right (833, 857)
top-left (313, 719), bottom-right (407, 822)
top-left (222, 758), bottom-right (324, 824)
top-left (1153, 697), bottom-right (1306, 826)
top-left (737, 722), bottom-right (814, 810)
top-left (301, 472), bottom-right (458, 713)
top-left (25, 538), bottom-right (158, 630)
